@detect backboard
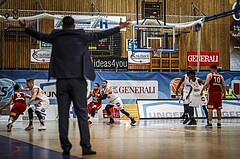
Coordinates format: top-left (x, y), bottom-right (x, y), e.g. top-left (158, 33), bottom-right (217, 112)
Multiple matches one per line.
top-left (131, 25), bottom-right (176, 53)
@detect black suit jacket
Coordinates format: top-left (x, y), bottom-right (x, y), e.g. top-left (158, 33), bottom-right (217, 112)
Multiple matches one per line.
top-left (25, 27), bottom-right (120, 81)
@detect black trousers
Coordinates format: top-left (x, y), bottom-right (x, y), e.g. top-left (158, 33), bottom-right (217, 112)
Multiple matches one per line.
top-left (56, 78), bottom-right (91, 152)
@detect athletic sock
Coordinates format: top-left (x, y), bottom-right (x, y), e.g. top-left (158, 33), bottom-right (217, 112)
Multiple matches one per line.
top-left (29, 120), bottom-right (33, 126)
top-left (209, 121), bottom-right (212, 124)
top-left (218, 120), bottom-right (221, 124)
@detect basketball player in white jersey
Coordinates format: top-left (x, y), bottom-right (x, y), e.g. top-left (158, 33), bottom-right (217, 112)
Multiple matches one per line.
top-left (186, 70), bottom-right (208, 125)
top-left (100, 80), bottom-right (136, 126)
top-left (176, 67), bottom-right (192, 124)
top-left (24, 79), bottom-right (49, 131)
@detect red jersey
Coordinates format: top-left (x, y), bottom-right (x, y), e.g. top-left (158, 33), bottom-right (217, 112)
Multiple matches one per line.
top-left (91, 89), bottom-right (102, 104)
top-left (13, 92), bottom-right (26, 104)
top-left (209, 73), bottom-right (223, 93)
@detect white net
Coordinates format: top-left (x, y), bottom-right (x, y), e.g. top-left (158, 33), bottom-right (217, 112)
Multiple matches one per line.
top-left (0, 8), bottom-right (205, 29)
top-left (131, 15), bottom-right (204, 29)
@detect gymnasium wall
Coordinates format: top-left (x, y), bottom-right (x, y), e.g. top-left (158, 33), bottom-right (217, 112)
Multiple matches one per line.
top-left (0, 0), bottom-right (231, 70)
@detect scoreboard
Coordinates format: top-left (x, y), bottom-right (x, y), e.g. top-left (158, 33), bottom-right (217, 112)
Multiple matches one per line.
top-left (88, 32), bottom-right (122, 57)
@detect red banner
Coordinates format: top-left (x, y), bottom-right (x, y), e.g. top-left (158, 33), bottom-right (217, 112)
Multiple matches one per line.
top-left (187, 51), bottom-right (219, 66)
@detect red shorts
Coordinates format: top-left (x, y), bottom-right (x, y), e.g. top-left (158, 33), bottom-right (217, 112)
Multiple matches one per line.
top-left (207, 92), bottom-right (222, 109)
top-left (10, 102), bottom-right (26, 117)
top-left (88, 101), bottom-right (101, 114)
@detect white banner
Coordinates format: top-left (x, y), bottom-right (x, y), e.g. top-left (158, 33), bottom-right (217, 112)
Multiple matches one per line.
top-left (54, 15), bottom-right (126, 31)
top-left (137, 99), bottom-right (240, 118)
top-left (34, 79), bottom-right (91, 102)
top-left (30, 49), bottom-right (51, 64)
top-left (107, 80), bottom-right (158, 99)
top-left (128, 51), bottom-right (150, 65)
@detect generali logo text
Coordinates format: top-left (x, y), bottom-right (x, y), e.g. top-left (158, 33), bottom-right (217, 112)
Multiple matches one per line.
top-left (108, 80), bottom-right (158, 99)
top-left (187, 51), bottom-right (219, 66)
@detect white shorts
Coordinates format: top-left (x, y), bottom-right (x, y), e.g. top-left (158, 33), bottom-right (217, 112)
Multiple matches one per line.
top-left (30, 100), bottom-right (49, 116)
top-left (182, 91), bottom-right (191, 104)
top-left (189, 95), bottom-right (207, 107)
top-left (108, 97), bottom-right (124, 110)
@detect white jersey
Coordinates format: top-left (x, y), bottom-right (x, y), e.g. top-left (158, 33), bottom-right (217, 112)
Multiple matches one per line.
top-left (102, 86), bottom-right (124, 110)
top-left (183, 74), bottom-right (191, 93)
top-left (102, 86), bottom-right (118, 102)
top-left (190, 77), bottom-right (202, 96)
top-left (189, 77), bottom-right (207, 107)
top-left (32, 85), bottom-right (49, 102)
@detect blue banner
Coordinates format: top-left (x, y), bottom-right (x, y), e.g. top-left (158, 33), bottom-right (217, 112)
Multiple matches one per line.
top-left (1, 70), bottom-right (240, 106)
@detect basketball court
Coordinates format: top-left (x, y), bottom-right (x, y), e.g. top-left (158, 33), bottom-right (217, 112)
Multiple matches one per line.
top-left (1, 119), bottom-right (240, 159)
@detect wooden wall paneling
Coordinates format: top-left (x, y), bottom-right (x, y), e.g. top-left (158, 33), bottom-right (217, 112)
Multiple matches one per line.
top-left (0, 0), bottom-right (232, 71)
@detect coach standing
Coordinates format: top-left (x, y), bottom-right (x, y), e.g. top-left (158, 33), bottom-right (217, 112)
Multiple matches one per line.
top-left (19, 16), bottom-right (130, 157)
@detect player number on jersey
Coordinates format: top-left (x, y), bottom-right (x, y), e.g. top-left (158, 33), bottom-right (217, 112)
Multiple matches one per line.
top-left (213, 76), bottom-right (221, 84)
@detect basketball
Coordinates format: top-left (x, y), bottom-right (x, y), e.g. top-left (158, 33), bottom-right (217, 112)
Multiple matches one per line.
top-left (170, 78), bottom-right (183, 96)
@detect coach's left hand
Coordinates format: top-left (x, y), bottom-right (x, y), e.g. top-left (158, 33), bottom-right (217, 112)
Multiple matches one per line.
top-left (19, 20), bottom-right (27, 28)
top-left (119, 18), bottom-right (131, 29)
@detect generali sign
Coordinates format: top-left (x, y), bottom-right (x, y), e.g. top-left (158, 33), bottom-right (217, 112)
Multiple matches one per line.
top-left (187, 51), bottom-right (219, 66)
top-left (107, 80), bottom-right (158, 99)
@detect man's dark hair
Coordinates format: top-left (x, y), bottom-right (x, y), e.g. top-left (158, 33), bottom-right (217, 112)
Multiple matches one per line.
top-left (102, 80), bottom-right (108, 83)
top-left (186, 67), bottom-right (192, 75)
top-left (186, 67), bottom-right (192, 71)
top-left (210, 64), bottom-right (217, 69)
top-left (62, 16), bottom-right (75, 28)
top-left (26, 79), bottom-right (34, 82)
top-left (14, 84), bottom-right (20, 91)
top-left (188, 70), bottom-right (196, 76)
top-left (95, 83), bottom-right (100, 87)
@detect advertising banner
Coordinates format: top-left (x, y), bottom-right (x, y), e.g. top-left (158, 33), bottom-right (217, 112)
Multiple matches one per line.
top-left (107, 80), bottom-right (158, 99)
top-left (126, 39), bottom-right (150, 66)
top-left (92, 58), bottom-right (128, 71)
top-left (121, 104), bottom-right (140, 120)
top-left (137, 99), bottom-right (240, 119)
top-left (187, 51), bottom-right (219, 66)
top-left (230, 0), bottom-right (240, 71)
top-left (54, 15), bottom-right (126, 31)
top-left (30, 49), bottom-right (51, 64)
top-left (1, 70), bottom-right (240, 105)
top-left (128, 51), bottom-right (150, 65)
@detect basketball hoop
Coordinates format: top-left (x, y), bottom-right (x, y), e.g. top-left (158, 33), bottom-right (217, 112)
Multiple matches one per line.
top-left (152, 46), bottom-right (163, 57)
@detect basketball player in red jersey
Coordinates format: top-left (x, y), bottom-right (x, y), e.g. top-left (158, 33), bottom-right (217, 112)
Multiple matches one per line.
top-left (0, 84), bottom-right (31, 132)
top-left (87, 83), bottom-right (102, 125)
top-left (200, 64), bottom-right (225, 128)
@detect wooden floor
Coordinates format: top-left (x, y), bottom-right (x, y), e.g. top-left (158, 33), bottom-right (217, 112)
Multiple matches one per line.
top-left (1, 118), bottom-right (240, 159)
